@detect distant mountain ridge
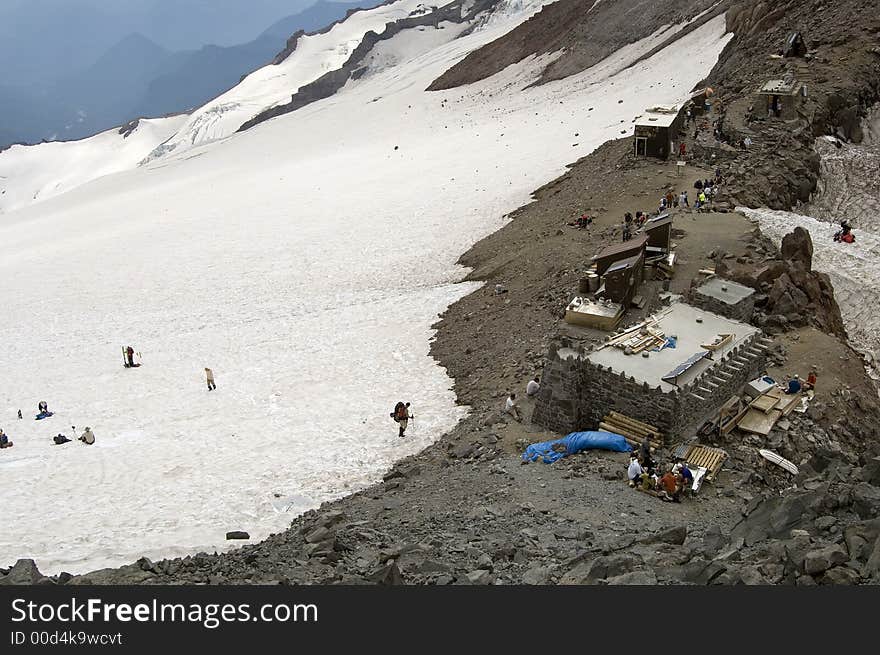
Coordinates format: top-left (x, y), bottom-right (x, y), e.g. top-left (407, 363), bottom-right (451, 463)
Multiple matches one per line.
top-left (0, 1), bottom-right (374, 147)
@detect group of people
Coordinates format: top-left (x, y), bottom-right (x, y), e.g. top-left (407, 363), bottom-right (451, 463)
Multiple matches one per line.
top-left (623, 211), bottom-right (651, 241)
top-left (693, 174), bottom-right (722, 209)
top-left (1, 401), bottom-right (97, 452)
top-left (567, 213), bottom-right (594, 229)
top-left (53, 427), bottom-right (95, 446)
top-left (627, 439), bottom-right (694, 502)
top-left (502, 376), bottom-right (541, 422)
top-left (784, 369), bottom-right (817, 395)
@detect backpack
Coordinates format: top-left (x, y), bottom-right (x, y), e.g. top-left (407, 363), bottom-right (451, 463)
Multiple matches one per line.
top-left (53, 435), bottom-right (68, 445)
top-left (392, 402), bottom-right (407, 421)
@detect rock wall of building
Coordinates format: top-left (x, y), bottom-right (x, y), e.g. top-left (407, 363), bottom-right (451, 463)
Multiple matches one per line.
top-left (688, 288), bottom-right (756, 322)
top-left (532, 342), bottom-right (677, 439)
top-left (672, 332), bottom-right (770, 432)
top-left (532, 332), bottom-right (771, 441)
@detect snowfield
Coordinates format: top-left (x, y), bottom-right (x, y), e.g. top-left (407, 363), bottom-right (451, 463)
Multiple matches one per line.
top-left (0, 2), bottom-right (732, 574)
top-left (0, 116), bottom-right (188, 215)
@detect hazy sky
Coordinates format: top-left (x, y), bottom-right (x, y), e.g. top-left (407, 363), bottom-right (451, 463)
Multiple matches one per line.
top-left (0, 0), bottom-right (332, 84)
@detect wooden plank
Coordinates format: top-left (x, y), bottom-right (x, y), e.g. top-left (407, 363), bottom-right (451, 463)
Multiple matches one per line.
top-left (599, 423), bottom-right (661, 449)
top-left (750, 395), bottom-right (778, 413)
top-left (736, 408), bottom-right (782, 436)
top-left (775, 392), bottom-right (802, 416)
top-left (603, 417), bottom-right (657, 438)
top-left (608, 412), bottom-right (661, 435)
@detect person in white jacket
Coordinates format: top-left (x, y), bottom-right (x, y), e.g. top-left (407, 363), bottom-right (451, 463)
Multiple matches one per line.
top-left (505, 393), bottom-right (522, 421)
top-left (526, 376), bottom-right (540, 397)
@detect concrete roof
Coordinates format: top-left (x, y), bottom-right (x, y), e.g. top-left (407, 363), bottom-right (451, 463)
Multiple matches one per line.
top-left (759, 79), bottom-right (802, 95)
top-left (634, 105), bottom-right (681, 128)
top-left (695, 277), bottom-right (755, 305)
top-left (585, 303), bottom-right (759, 392)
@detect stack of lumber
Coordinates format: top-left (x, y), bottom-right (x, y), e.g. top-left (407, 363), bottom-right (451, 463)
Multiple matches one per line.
top-left (600, 411), bottom-right (663, 450)
top-left (617, 327), bottom-right (666, 354)
top-left (597, 307), bottom-right (674, 351)
top-left (736, 388), bottom-right (803, 436)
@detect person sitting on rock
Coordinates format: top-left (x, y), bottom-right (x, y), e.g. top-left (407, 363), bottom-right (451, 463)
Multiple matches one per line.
top-left (657, 465), bottom-right (681, 502)
top-left (674, 461), bottom-right (694, 494)
top-left (627, 452), bottom-right (644, 487)
top-left (804, 368), bottom-right (817, 391)
top-left (576, 214), bottom-right (593, 229)
top-left (79, 427), bottom-right (95, 445)
top-left (505, 393), bottom-right (522, 421)
top-left (785, 374), bottom-right (802, 395)
top-left (526, 376), bottom-right (540, 397)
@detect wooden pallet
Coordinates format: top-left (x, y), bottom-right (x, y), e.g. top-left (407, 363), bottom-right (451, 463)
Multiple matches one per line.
top-left (683, 444), bottom-right (727, 481)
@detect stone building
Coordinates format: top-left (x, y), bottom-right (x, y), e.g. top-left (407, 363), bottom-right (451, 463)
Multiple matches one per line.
top-left (757, 78), bottom-right (806, 120)
top-left (687, 277), bottom-right (756, 322)
top-left (532, 303), bottom-right (770, 441)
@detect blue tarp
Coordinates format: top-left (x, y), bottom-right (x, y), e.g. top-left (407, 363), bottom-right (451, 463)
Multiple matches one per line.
top-left (522, 430), bottom-right (632, 464)
top-left (652, 335), bottom-right (677, 351)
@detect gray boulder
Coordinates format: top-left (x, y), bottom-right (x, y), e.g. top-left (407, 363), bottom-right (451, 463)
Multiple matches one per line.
top-left (641, 525), bottom-right (687, 546)
top-left (522, 566), bottom-right (551, 585)
top-left (606, 569), bottom-right (657, 585)
top-left (803, 544), bottom-right (849, 576)
top-left (0, 559), bottom-right (43, 585)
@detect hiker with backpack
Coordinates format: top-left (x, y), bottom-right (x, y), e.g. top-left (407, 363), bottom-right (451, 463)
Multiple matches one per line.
top-left (391, 401), bottom-right (412, 438)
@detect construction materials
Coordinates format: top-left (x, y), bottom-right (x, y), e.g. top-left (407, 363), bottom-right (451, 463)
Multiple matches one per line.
top-left (601, 411), bottom-right (662, 448)
top-left (681, 444), bottom-right (727, 481)
top-left (759, 449), bottom-right (799, 475)
top-left (597, 306), bottom-right (675, 350)
top-left (736, 388), bottom-right (803, 436)
top-left (700, 333), bottom-right (733, 351)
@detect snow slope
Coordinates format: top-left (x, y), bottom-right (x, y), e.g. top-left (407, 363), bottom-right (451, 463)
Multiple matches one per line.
top-left (740, 208), bottom-right (880, 374)
top-left (146, 0), bottom-right (453, 160)
top-left (0, 8), bottom-right (732, 574)
top-left (0, 116), bottom-right (187, 215)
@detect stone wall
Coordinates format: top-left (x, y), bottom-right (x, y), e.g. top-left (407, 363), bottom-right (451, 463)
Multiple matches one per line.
top-left (671, 332), bottom-right (769, 432)
top-left (532, 332), bottom-right (771, 441)
top-left (687, 287), bottom-right (756, 322)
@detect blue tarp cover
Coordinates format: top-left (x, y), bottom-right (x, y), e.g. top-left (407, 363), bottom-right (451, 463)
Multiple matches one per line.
top-left (522, 430), bottom-right (632, 464)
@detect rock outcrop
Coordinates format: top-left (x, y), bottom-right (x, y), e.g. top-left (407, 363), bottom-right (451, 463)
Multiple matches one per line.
top-left (717, 227), bottom-right (846, 337)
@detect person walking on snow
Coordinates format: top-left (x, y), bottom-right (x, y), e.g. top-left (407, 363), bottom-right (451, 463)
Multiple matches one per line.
top-left (392, 401), bottom-right (412, 437)
top-left (205, 367), bottom-right (216, 391)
